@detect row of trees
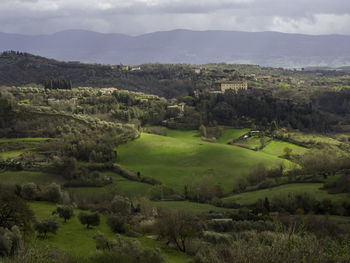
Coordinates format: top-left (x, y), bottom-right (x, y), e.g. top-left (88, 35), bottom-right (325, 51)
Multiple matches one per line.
top-left (44, 79), bottom-right (72, 90)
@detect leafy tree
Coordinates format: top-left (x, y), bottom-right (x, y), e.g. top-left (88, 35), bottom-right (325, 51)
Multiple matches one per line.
top-left (21, 182), bottom-right (38, 200)
top-left (44, 183), bottom-right (62, 203)
top-left (0, 186), bottom-right (33, 233)
top-left (34, 217), bottom-right (60, 239)
top-left (156, 210), bottom-right (202, 252)
top-left (53, 206), bottom-right (74, 223)
top-left (78, 212), bottom-right (100, 229)
top-left (110, 195), bottom-right (132, 215)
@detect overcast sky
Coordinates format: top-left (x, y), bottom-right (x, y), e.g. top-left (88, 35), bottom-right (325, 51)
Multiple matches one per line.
top-left (0, 0), bottom-right (349, 35)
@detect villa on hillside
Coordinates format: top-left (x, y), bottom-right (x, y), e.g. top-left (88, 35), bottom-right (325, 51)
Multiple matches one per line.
top-left (220, 80), bottom-right (248, 93)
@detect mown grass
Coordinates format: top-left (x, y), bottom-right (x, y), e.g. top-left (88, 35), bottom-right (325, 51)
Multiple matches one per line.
top-left (29, 201), bottom-right (191, 262)
top-left (117, 130), bottom-right (294, 194)
top-left (222, 183), bottom-right (349, 205)
top-left (153, 201), bottom-right (232, 213)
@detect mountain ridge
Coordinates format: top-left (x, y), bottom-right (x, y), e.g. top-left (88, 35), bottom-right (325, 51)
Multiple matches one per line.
top-left (1, 29), bottom-right (350, 67)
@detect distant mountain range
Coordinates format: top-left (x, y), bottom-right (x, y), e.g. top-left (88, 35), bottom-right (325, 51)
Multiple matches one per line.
top-left (1, 29), bottom-right (350, 68)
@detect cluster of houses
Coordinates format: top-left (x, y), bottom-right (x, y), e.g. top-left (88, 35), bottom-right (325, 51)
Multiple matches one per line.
top-left (110, 65), bottom-right (142, 71)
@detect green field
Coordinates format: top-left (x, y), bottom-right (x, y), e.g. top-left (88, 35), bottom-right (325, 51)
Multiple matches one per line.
top-left (222, 183), bottom-right (349, 205)
top-left (67, 172), bottom-right (153, 201)
top-left (234, 136), bottom-right (270, 150)
top-left (117, 130), bottom-right (294, 194)
top-left (153, 201), bottom-right (232, 213)
top-left (216, 128), bottom-right (249, 144)
top-left (29, 202), bottom-right (191, 262)
top-left (262, 140), bottom-right (308, 156)
top-left (0, 171), bottom-right (62, 185)
top-left (0, 137), bottom-right (50, 160)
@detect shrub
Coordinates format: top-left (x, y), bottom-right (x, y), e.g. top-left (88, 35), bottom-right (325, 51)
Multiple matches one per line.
top-left (0, 226), bottom-right (22, 257)
top-left (54, 206), bottom-right (74, 223)
top-left (43, 183), bottom-right (62, 203)
top-left (78, 212), bottom-right (100, 229)
top-left (34, 217), bottom-right (60, 239)
top-left (107, 215), bottom-right (129, 234)
top-left (21, 183), bottom-right (38, 200)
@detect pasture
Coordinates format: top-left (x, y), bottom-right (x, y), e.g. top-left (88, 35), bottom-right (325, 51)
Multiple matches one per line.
top-left (67, 172), bottom-right (153, 201)
top-left (153, 201), bottom-right (232, 213)
top-left (262, 140), bottom-right (308, 156)
top-left (117, 130), bottom-right (295, 194)
top-left (29, 201), bottom-right (191, 262)
top-left (222, 183), bottom-right (348, 205)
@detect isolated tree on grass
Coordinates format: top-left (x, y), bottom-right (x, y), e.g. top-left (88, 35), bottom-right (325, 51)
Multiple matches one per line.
top-left (78, 212), bottom-right (100, 229)
top-left (34, 217), bottom-right (60, 239)
top-left (53, 205), bottom-right (74, 223)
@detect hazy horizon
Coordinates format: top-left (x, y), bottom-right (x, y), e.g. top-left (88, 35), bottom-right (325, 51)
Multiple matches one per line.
top-left (2, 28), bottom-right (350, 37)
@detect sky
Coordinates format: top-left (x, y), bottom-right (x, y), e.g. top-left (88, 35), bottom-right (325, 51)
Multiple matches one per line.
top-left (0, 0), bottom-right (349, 36)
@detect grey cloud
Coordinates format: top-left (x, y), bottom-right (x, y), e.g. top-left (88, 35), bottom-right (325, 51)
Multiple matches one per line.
top-left (0, 0), bottom-right (349, 35)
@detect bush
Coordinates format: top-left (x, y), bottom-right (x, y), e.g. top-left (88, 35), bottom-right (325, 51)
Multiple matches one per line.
top-left (21, 183), bottom-right (38, 200)
top-left (34, 217), bottom-right (60, 239)
top-left (54, 206), bottom-right (74, 223)
top-left (110, 196), bottom-right (132, 215)
top-left (43, 183), bottom-right (62, 203)
top-left (107, 215), bottom-right (129, 234)
top-left (78, 212), bottom-right (100, 229)
top-left (0, 226), bottom-right (22, 257)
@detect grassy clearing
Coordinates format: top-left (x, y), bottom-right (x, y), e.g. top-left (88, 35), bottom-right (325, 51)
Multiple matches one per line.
top-left (29, 202), bottom-right (191, 262)
top-left (0, 171), bottom-right (62, 185)
top-left (216, 128), bottom-right (249, 144)
top-left (153, 201), bottom-right (232, 213)
top-left (262, 140), bottom-right (308, 156)
top-left (222, 183), bottom-right (349, 205)
top-left (29, 201), bottom-right (115, 257)
top-left (117, 130), bottom-right (293, 194)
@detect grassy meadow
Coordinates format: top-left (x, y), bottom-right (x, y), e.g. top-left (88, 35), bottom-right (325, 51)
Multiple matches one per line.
top-left (117, 129), bottom-right (295, 194)
top-left (153, 201), bottom-right (232, 213)
top-left (222, 183), bottom-right (349, 205)
top-left (29, 202), bottom-right (192, 263)
top-left (262, 140), bottom-right (308, 156)
top-left (67, 172), bottom-right (153, 201)
top-left (0, 171), bottom-right (62, 185)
